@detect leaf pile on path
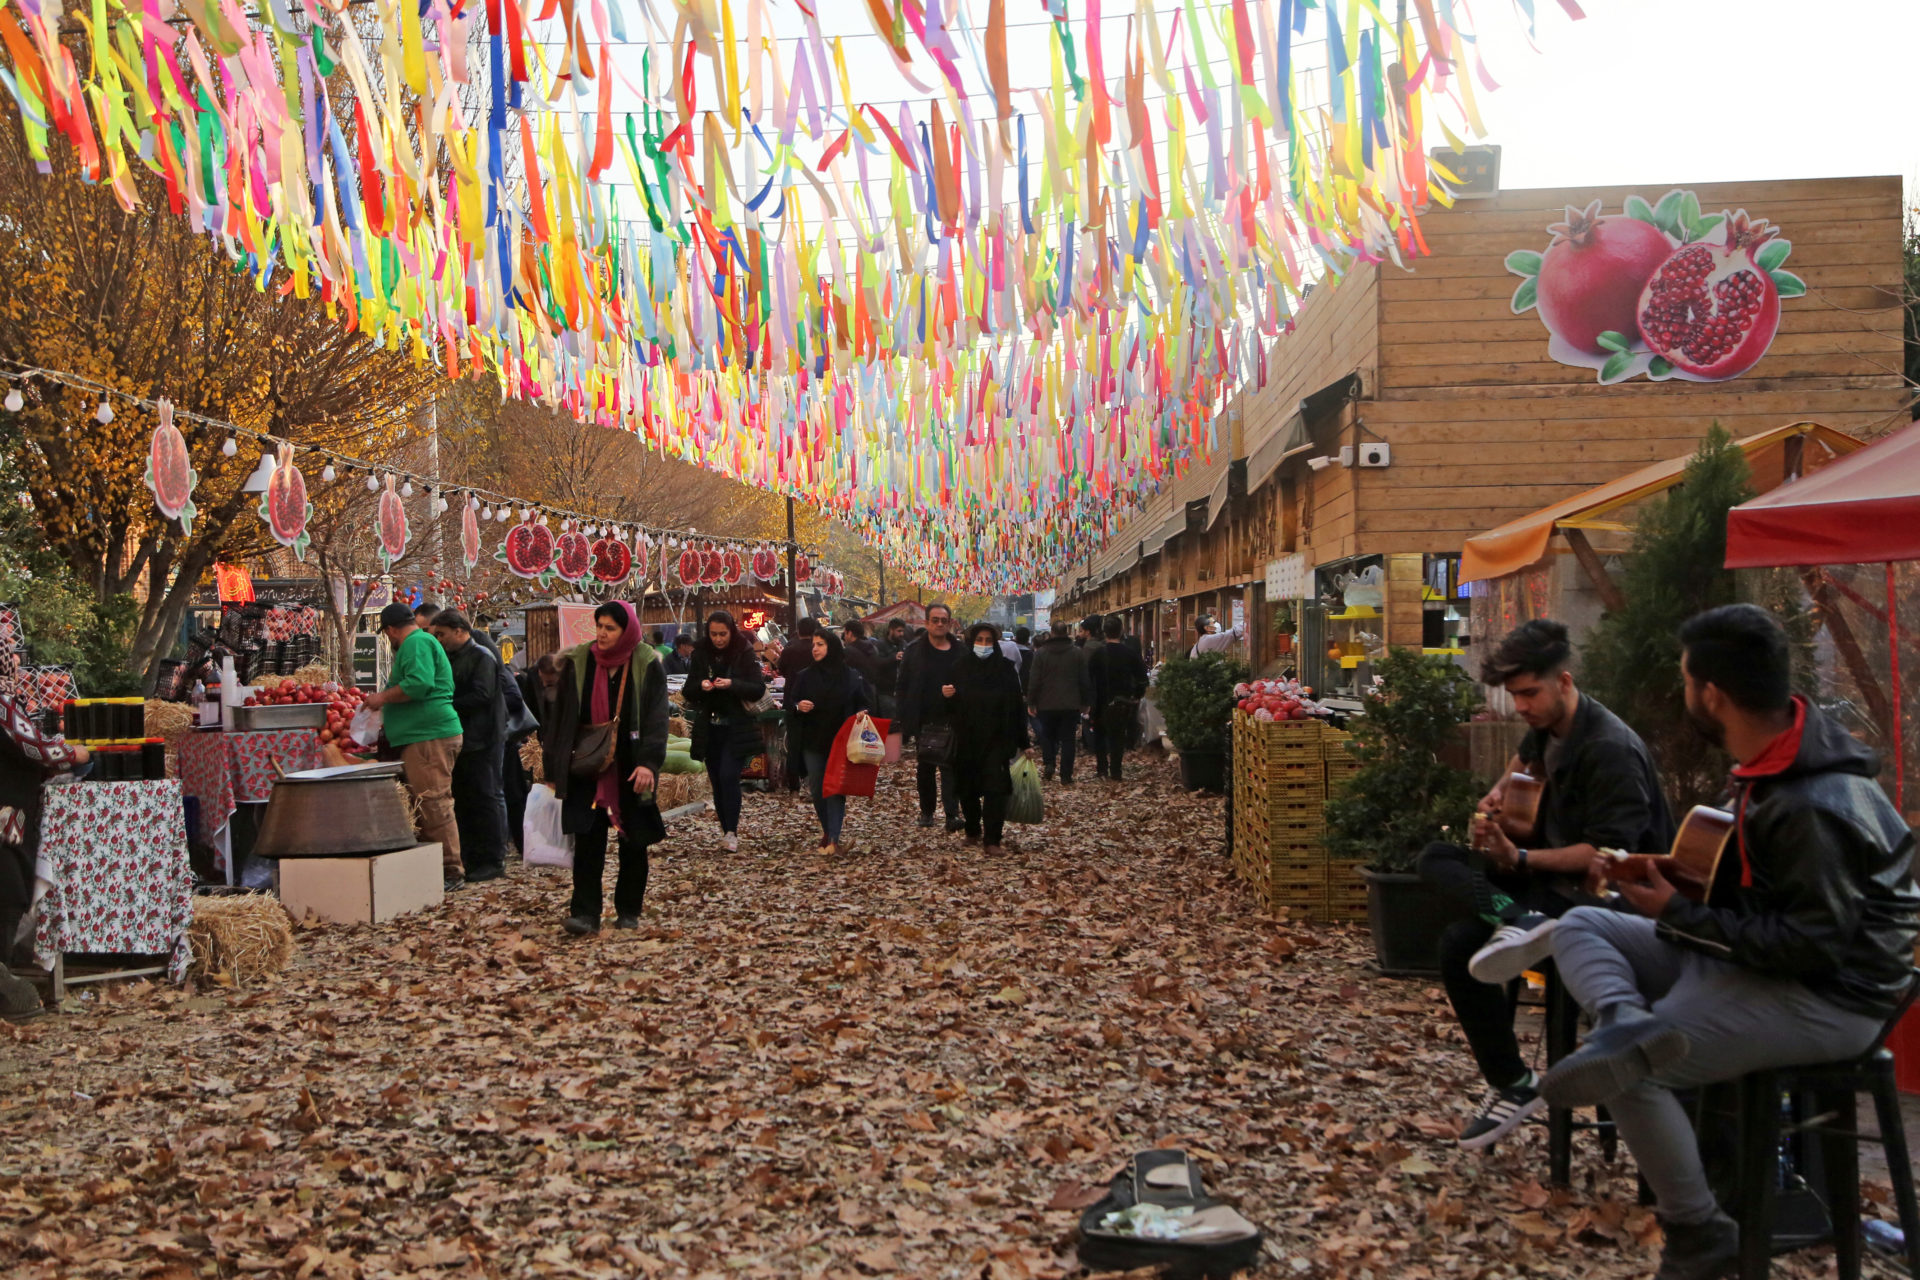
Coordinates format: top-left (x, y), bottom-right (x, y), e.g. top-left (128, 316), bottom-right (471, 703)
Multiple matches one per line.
top-left (0, 756), bottom-right (1860, 1278)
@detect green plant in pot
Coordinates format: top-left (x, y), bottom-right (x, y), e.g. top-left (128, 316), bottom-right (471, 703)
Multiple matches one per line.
top-left (1156, 651), bottom-right (1247, 792)
top-left (1323, 647), bottom-right (1481, 973)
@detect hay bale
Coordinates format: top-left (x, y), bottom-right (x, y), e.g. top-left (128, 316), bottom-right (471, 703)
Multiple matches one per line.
top-left (289, 662), bottom-right (335, 687)
top-left (396, 780), bottom-right (424, 833)
top-left (145, 700), bottom-right (197, 778)
top-left (668, 716), bottom-right (690, 738)
top-left (187, 894), bottom-right (295, 985)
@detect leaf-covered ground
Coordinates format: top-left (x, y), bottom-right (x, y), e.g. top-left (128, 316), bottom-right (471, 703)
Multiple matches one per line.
top-left (0, 756), bottom-right (1877, 1278)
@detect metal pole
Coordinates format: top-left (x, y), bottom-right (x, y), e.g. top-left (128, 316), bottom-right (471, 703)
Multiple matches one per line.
top-left (427, 395), bottom-right (441, 578)
top-left (878, 552), bottom-right (887, 606)
top-left (785, 496), bottom-right (798, 625)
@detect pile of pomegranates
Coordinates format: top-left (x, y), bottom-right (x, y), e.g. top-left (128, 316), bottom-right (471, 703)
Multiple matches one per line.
top-left (242, 680), bottom-right (371, 750)
top-left (1235, 679), bottom-right (1323, 723)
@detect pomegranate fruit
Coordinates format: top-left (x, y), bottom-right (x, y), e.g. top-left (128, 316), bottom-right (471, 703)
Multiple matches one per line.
top-left (553, 530), bottom-right (594, 582)
top-left (500, 516), bottom-right (555, 579)
top-left (676, 545), bottom-right (700, 586)
top-left (590, 535), bottom-right (632, 584)
top-left (751, 544), bottom-right (779, 582)
top-left (1531, 200), bottom-right (1673, 355)
top-left (721, 546), bottom-right (744, 585)
top-left (145, 399), bottom-right (198, 532)
top-left (1635, 212), bottom-right (1782, 381)
top-left (700, 543), bottom-right (723, 584)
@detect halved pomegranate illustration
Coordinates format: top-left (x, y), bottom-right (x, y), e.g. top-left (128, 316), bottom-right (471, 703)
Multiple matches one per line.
top-left (1524, 200), bottom-right (1673, 356)
top-left (676, 544), bottom-right (700, 586)
top-left (144, 399), bottom-right (198, 534)
top-left (590, 535), bottom-right (632, 584)
top-left (258, 442), bottom-right (311, 558)
top-left (721, 546), bottom-right (744, 585)
top-left (499, 515), bottom-right (555, 580)
top-left (375, 475), bottom-right (408, 569)
top-left (795, 553), bottom-right (812, 583)
top-left (700, 542), bottom-right (723, 584)
top-left (460, 500), bottom-right (481, 572)
top-left (1636, 211), bottom-right (1784, 381)
top-left (751, 544), bottom-right (779, 582)
top-left (552, 530), bottom-right (594, 583)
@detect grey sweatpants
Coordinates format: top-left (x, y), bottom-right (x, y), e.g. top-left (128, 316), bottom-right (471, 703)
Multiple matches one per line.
top-left (1554, 906), bottom-right (1882, 1224)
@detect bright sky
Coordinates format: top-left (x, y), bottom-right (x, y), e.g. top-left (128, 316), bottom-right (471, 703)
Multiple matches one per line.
top-left (1471, 0), bottom-right (1920, 198)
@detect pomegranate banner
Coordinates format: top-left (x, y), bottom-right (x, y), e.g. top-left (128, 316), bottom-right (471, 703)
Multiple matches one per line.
top-left (144, 400), bottom-right (198, 537)
top-left (257, 444), bottom-right (312, 560)
top-left (1506, 190), bottom-right (1804, 384)
top-left (374, 475), bottom-right (409, 571)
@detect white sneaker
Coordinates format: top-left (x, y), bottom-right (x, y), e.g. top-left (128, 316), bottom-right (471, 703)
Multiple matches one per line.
top-left (1468, 913), bottom-right (1559, 985)
top-left (722, 834), bottom-right (738, 853)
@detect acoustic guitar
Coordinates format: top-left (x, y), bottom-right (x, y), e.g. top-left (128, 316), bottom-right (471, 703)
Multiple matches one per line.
top-left (1592, 805), bottom-right (1738, 904)
top-left (1473, 771), bottom-right (1545, 848)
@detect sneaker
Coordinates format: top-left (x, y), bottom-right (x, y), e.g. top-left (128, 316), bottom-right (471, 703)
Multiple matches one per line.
top-left (0, 962), bottom-right (44, 1022)
top-left (562, 915), bottom-right (600, 936)
top-left (1458, 1078), bottom-right (1545, 1150)
top-left (1468, 913), bottom-right (1559, 984)
top-left (464, 863), bottom-right (505, 884)
top-left (917, 813), bottom-right (936, 829)
top-left (443, 875), bottom-right (466, 893)
top-left (1539, 1007), bottom-right (1691, 1109)
top-left (612, 915), bottom-right (640, 931)
top-left (1653, 1211), bottom-right (1739, 1280)
top-left (722, 834), bottom-right (738, 853)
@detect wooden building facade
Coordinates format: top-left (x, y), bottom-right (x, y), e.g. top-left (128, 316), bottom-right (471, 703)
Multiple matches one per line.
top-left (1056, 173), bottom-right (1910, 686)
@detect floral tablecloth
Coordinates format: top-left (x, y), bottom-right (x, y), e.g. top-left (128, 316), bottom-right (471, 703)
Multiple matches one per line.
top-left (34, 780), bottom-right (194, 982)
top-left (177, 729), bottom-right (321, 845)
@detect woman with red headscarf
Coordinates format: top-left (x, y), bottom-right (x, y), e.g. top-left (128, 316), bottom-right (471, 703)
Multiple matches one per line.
top-left (541, 602), bottom-right (669, 935)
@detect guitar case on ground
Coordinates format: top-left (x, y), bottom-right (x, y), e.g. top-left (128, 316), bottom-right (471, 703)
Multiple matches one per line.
top-left (1076, 1149), bottom-right (1263, 1279)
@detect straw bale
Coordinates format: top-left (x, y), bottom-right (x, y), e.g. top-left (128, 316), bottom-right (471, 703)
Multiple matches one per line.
top-left (289, 663), bottom-right (335, 686)
top-left (186, 894), bottom-right (295, 985)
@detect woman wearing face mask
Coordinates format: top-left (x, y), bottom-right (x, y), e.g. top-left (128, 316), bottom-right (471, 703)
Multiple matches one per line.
top-left (683, 610), bottom-right (769, 853)
top-left (943, 622), bottom-right (1031, 855)
top-left (786, 630), bottom-right (872, 855)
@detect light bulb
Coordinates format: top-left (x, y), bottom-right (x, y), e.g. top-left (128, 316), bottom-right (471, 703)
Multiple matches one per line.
top-left (3, 389), bottom-right (21, 412)
top-left (520, 507), bottom-right (532, 521)
top-left (221, 436), bottom-right (237, 456)
top-left (481, 507), bottom-right (493, 522)
top-left (95, 400), bottom-right (114, 425)
top-left (401, 480), bottom-right (414, 498)
top-left (321, 463), bottom-right (336, 482)
top-left (366, 473), bottom-right (380, 492)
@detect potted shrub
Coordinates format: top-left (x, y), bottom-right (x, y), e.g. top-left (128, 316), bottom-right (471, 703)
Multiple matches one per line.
top-left (1156, 651), bottom-right (1247, 792)
top-left (1323, 647), bottom-right (1481, 974)
top-left (1272, 601), bottom-right (1296, 656)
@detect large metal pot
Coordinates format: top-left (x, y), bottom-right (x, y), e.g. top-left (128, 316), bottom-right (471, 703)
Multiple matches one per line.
top-left (253, 762), bottom-right (419, 858)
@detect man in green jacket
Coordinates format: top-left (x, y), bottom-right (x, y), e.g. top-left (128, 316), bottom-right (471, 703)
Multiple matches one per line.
top-left (366, 603), bottom-right (465, 890)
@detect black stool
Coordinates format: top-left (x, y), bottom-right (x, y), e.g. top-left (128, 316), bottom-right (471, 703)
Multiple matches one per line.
top-left (1705, 972), bottom-right (1920, 1280)
top-left (1535, 962), bottom-right (1619, 1185)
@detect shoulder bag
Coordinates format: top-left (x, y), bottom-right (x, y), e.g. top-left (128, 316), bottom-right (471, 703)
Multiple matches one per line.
top-left (569, 662), bottom-right (630, 778)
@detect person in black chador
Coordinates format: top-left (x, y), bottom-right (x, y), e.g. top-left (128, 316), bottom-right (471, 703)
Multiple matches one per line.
top-left (1418, 619), bottom-right (1672, 1150)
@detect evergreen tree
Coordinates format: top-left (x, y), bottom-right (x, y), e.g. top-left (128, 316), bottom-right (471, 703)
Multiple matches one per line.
top-left (1581, 425), bottom-right (1754, 810)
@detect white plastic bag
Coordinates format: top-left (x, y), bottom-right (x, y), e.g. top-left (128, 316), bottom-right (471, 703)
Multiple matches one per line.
top-left (846, 711), bottom-right (887, 765)
top-left (349, 704), bottom-right (383, 748)
top-left (522, 783), bottom-right (573, 869)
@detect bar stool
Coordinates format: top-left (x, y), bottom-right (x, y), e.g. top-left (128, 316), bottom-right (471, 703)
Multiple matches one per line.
top-left (1696, 972), bottom-right (1920, 1280)
top-left (1525, 961), bottom-right (1619, 1185)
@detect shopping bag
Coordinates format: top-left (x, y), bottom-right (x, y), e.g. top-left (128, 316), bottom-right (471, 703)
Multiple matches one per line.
top-left (522, 783), bottom-right (574, 869)
top-left (349, 705), bottom-right (383, 749)
top-left (846, 712), bottom-right (887, 765)
top-left (1007, 757), bottom-right (1045, 825)
top-left (824, 715), bottom-right (890, 798)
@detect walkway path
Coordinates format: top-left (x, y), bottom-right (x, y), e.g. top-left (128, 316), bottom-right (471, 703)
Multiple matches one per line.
top-left (0, 758), bottom-right (1855, 1278)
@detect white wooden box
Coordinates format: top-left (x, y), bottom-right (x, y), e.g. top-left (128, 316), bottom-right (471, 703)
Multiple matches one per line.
top-left (278, 843), bottom-right (443, 924)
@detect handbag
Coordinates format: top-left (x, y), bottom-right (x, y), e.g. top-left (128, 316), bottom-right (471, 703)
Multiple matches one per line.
top-left (846, 711), bottom-right (887, 765)
top-left (915, 720), bottom-right (955, 766)
top-left (569, 663), bottom-right (629, 778)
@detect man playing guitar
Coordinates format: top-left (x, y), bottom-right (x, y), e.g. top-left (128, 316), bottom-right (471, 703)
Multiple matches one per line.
top-left (1418, 620), bottom-right (1673, 1149)
top-left (1544, 605), bottom-right (1918, 1280)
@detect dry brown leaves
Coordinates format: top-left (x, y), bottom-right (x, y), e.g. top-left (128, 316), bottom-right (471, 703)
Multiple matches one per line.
top-left (0, 756), bottom-right (1849, 1278)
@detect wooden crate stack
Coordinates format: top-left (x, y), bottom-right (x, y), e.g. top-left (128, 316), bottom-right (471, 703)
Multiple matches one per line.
top-left (1232, 712), bottom-right (1327, 917)
top-left (1322, 731), bottom-right (1368, 922)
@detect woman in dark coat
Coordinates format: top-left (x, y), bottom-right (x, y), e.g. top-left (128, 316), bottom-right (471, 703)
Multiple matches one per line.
top-left (945, 621), bottom-right (1031, 855)
top-left (541, 602), bottom-right (668, 935)
top-left (682, 610), bottom-right (767, 853)
top-left (787, 630), bottom-right (871, 855)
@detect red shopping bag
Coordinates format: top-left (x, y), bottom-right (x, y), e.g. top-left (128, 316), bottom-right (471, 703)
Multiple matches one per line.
top-left (823, 715), bottom-right (890, 798)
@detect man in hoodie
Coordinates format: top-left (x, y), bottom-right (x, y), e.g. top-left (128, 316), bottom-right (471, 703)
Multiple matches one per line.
top-left (1542, 604), bottom-right (1918, 1280)
top-left (1026, 622), bottom-right (1091, 784)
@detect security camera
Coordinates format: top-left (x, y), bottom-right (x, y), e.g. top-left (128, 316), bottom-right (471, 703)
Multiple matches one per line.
top-left (1338, 445), bottom-right (1355, 468)
top-left (1307, 455), bottom-right (1333, 471)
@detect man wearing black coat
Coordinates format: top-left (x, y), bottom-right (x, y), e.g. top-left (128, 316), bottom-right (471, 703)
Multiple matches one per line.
top-left (871, 619), bottom-right (907, 718)
top-left (894, 603), bottom-right (963, 830)
top-left (1026, 623), bottom-right (1091, 784)
top-left (842, 621), bottom-right (882, 702)
top-left (432, 610), bottom-right (508, 881)
top-left (1086, 616), bottom-right (1148, 781)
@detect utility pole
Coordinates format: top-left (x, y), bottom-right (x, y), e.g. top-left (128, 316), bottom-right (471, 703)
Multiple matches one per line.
top-left (877, 551), bottom-right (887, 605)
top-left (785, 495), bottom-right (798, 627)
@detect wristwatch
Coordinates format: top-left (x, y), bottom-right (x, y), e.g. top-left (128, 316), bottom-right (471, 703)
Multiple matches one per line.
top-left (1516, 848), bottom-right (1530, 872)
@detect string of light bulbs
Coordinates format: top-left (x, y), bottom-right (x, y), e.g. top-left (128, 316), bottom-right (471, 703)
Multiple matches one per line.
top-left (0, 359), bottom-right (852, 587)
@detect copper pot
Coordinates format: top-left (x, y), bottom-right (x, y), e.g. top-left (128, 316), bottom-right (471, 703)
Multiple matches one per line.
top-left (254, 762), bottom-right (418, 858)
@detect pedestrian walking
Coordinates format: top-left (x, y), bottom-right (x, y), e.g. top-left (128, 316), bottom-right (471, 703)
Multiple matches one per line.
top-left (895, 602), bottom-right (963, 831)
top-left (1026, 621), bottom-right (1092, 784)
top-left (842, 621), bottom-right (882, 700)
top-left (683, 610), bottom-right (768, 853)
top-left (873, 619), bottom-right (908, 718)
top-left (541, 602), bottom-right (669, 935)
top-left (431, 610), bottom-right (508, 883)
top-left (662, 631), bottom-right (697, 676)
top-left (1088, 616), bottom-right (1149, 781)
top-left (366, 603), bottom-right (465, 890)
top-left (946, 622), bottom-right (1031, 854)
top-left (787, 630), bottom-right (872, 855)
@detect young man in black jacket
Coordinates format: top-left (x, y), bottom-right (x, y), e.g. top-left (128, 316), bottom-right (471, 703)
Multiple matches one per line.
top-left (432, 610), bottom-right (508, 882)
top-left (894, 603), bottom-right (962, 830)
top-left (1086, 616), bottom-right (1148, 781)
top-left (1544, 604), bottom-right (1919, 1280)
top-left (1419, 620), bottom-right (1673, 1150)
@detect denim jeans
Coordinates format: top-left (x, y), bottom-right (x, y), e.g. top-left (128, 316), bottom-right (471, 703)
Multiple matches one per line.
top-left (706, 734), bottom-right (746, 834)
top-left (803, 749), bottom-right (845, 845)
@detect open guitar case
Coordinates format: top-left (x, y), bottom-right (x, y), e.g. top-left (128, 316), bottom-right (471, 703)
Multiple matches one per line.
top-left (1077, 1149), bottom-right (1263, 1278)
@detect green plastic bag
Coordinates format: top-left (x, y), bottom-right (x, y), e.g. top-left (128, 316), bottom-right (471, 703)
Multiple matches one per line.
top-left (1007, 757), bottom-right (1044, 825)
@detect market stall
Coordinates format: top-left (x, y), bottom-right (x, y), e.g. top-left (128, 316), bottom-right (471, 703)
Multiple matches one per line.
top-left (177, 727), bottom-right (322, 876)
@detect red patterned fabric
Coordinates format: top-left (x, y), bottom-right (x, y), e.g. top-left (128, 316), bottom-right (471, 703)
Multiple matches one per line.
top-left (34, 780), bottom-right (194, 981)
top-left (176, 729), bottom-right (322, 844)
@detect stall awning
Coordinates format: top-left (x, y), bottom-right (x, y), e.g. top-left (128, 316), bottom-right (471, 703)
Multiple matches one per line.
top-left (1245, 372), bottom-right (1363, 496)
top-left (1459, 422), bottom-right (1865, 583)
top-left (1725, 422), bottom-right (1920, 568)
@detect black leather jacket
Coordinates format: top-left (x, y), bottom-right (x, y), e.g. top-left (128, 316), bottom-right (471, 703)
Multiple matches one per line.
top-left (1657, 699), bottom-right (1919, 1019)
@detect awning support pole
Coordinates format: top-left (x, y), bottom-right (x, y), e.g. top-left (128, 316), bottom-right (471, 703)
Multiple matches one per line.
top-left (1563, 529), bottom-right (1625, 613)
top-left (1799, 568), bottom-right (1894, 733)
top-left (1889, 562), bottom-right (1904, 813)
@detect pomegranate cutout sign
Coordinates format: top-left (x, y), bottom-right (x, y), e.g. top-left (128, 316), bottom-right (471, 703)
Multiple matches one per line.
top-left (460, 499), bottom-right (481, 574)
top-left (552, 529), bottom-right (594, 584)
top-left (1507, 190), bottom-right (1802, 384)
top-left (374, 475), bottom-right (409, 570)
top-left (144, 399), bottom-right (198, 535)
top-left (256, 442), bottom-right (311, 560)
top-left (498, 514), bottom-right (555, 581)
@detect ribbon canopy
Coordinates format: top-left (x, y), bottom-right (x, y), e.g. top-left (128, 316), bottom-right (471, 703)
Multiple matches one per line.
top-left (0, 0), bottom-right (1549, 591)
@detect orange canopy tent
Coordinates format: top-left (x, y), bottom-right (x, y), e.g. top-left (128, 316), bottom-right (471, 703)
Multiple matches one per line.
top-left (1459, 423), bottom-right (1865, 585)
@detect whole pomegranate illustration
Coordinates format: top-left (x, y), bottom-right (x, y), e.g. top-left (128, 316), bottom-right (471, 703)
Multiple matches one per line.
top-left (144, 399), bottom-right (198, 534)
top-left (1636, 212), bottom-right (1784, 381)
top-left (632, 533), bottom-right (651, 585)
top-left (795, 553), bottom-right (812, 583)
top-left (460, 500), bottom-right (481, 572)
top-left (499, 515), bottom-right (555, 579)
top-left (258, 442), bottom-right (310, 557)
top-left (751, 544), bottom-right (779, 582)
top-left (1526, 200), bottom-right (1672, 355)
top-left (376, 475), bottom-right (409, 568)
top-left (590, 535), bottom-right (632, 584)
top-left (553, 530), bottom-right (594, 583)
